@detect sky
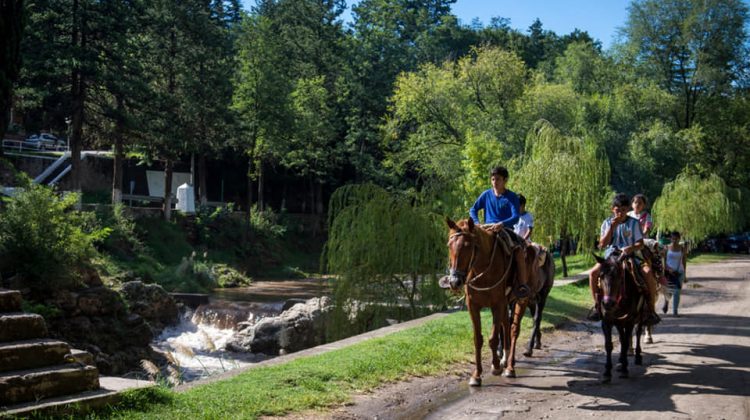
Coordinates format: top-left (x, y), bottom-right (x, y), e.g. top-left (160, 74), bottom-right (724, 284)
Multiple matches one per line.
top-left (241, 0), bottom-right (633, 49)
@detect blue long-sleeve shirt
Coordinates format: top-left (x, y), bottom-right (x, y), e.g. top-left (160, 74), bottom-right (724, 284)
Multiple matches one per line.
top-left (469, 188), bottom-right (520, 227)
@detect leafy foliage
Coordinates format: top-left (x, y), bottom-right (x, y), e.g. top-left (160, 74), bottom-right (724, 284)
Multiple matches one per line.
top-left (324, 184), bottom-right (447, 324)
top-left (652, 172), bottom-right (744, 242)
top-left (0, 185), bottom-right (108, 291)
top-left (515, 121), bottom-right (610, 251)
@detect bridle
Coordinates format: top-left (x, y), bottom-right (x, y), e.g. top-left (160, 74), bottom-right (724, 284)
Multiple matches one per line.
top-left (448, 230), bottom-right (514, 291)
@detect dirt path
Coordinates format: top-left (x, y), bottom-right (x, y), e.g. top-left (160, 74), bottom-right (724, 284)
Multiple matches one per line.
top-left (329, 256), bottom-right (750, 420)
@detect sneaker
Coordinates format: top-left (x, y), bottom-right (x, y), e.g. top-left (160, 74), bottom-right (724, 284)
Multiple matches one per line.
top-left (587, 306), bottom-right (602, 321)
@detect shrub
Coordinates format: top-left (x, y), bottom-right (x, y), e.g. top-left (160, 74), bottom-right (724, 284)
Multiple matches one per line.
top-left (96, 204), bottom-right (144, 258)
top-left (0, 185), bottom-right (109, 291)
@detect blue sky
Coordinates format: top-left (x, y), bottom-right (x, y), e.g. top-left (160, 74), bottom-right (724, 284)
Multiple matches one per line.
top-left (242, 0), bottom-right (633, 49)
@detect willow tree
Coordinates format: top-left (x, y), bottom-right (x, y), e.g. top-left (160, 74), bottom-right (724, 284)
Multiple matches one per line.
top-left (515, 120), bottom-right (610, 276)
top-left (652, 173), bottom-right (743, 243)
top-left (324, 184), bottom-right (446, 334)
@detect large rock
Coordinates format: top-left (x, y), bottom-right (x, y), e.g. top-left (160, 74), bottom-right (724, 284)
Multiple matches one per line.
top-left (227, 297), bottom-right (331, 355)
top-left (120, 281), bottom-right (179, 332)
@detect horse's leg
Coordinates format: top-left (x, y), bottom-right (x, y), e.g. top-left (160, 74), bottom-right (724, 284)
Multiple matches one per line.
top-left (468, 304), bottom-right (483, 387)
top-left (635, 323), bottom-right (643, 365)
top-left (645, 324), bottom-right (653, 344)
top-left (503, 300), bottom-right (527, 378)
top-left (602, 321), bottom-right (613, 383)
top-left (490, 305), bottom-right (503, 375)
top-left (534, 293), bottom-right (548, 350)
top-left (499, 303), bottom-right (510, 367)
top-left (618, 324), bottom-right (631, 378)
top-left (523, 301), bottom-right (537, 357)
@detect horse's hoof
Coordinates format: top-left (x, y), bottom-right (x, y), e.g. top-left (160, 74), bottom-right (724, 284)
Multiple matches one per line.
top-left (502, 369), bottom-right (516, 378)
top-left (601, 376), bottom-right (611, 384)
top-left (534, 343), bottom-right (542, 350)
top-left (615, 363), bottom-right (623, 372)
top-left (646, 337), bottom-right (653, 344)
top-left (469, 377), bottom-right (482, 387)
top-left (491, 367), bottom-right (503, 376)
top-left (523, 350), bottom-right (532, 357)
top-left (619, 370), bottom-right (629, 379)
top-left (635, 356), bottom-right (643, 365)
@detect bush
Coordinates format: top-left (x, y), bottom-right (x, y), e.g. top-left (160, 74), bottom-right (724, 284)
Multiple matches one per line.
top-left (96, 204), bottom-right (144, 258)
top-left (0, 185), bottom-right (109, 291)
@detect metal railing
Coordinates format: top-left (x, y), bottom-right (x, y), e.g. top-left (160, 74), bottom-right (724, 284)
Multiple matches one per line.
top-left (2, 139), bottom-right (69, 152)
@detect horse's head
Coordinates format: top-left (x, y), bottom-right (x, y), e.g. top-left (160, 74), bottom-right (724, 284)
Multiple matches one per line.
top-left (445, 217), bottom-right (479, 290)
top-left (594, 251), bottom-right (625, 316)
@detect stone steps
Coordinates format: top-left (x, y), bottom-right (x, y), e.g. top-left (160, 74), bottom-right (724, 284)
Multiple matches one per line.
top-left (0, 364), bottom-right (99, 406)
top-left (0, 339), bottom-right (72, 373)
top-left (0, 313), bottom-right (48, 342)
top-left (0, 376), bottom-right (154, 417)
top-left (0, 289), bottom-right (22, 312)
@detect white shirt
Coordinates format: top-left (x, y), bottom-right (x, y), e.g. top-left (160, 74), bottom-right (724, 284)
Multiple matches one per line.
top-left (514, 212), bottom-right (534, 239)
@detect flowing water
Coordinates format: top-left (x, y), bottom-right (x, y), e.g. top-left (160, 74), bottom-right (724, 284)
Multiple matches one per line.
top-left (153, 278), bottom-right (329, 382)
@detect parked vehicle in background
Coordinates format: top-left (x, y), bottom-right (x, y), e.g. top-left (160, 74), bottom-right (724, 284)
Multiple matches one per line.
top-left (22, 133), bottom-right (66, 150)
top-left (724, 233), bottom-right (750, 254)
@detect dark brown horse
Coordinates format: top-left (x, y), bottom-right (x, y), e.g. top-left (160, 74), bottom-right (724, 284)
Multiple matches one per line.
top-left (594, 250), bottom-right (648, 382)
top-left (445, 218), bottom-right (530, 385)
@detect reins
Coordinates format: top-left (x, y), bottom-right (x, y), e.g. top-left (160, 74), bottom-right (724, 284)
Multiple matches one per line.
top-left (450, 229), bottom-right (516, 292)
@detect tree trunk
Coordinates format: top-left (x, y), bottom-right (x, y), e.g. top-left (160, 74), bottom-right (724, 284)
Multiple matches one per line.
top-left (198, 154), bottom-right (207, 206)
top-left (315, 182), bottom-right (324, 215)
top-left (163, 159), bottom-right (173, 221)
top-left (70, 0), bottom-right (85, 199)
top-left (257, 161), bottom-right (264, 211)
top-left (112, 97), bottom-right (124, 205)
top-left (246, 157), bottom-right (253, 215)
top-left (560, 233), bottom-right (569, 278)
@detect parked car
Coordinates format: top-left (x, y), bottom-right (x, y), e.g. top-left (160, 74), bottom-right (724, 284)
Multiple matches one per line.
top-left (23, 133), bottom-right (64, 150)
top-left (724, 233), bottom-right (750, 254)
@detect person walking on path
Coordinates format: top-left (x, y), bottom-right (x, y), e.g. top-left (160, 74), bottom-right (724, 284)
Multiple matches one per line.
top-left (664, 231), bottom-right (688, 316)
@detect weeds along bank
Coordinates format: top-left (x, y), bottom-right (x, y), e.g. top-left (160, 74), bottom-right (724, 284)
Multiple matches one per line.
top-left (0, 183), bottom-right (320, 375)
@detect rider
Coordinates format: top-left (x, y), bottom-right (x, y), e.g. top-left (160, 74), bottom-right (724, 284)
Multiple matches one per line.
top-left (628, 193), bottom-right (662, 315)
top-left (588, 193), bottom-right (660, 325)
top-left (513, 194), bottom-right (534, 242)
top-left (469, 166), bottom-right (529, 296)
top-left (628, 194), bottom-right (653, 237)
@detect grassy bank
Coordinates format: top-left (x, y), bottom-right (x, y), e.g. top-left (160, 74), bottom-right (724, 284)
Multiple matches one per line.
top-left (553, 253), bottom-right (592, 278)
top-left (97, 282), bottom-right (591, 419)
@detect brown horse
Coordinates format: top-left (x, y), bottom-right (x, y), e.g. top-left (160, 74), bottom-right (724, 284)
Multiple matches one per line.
top-left (594, 250), bottom-right (648, 382)
top-left (445, 218), bottom-right (530, 385)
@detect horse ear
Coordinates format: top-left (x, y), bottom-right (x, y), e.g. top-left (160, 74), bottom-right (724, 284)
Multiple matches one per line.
top-left (592, 253), bottom-right (606, 265)
top-left (467, 218), bottom-right (475, 231)
top-left (446, 217), bottom-right (460, 231)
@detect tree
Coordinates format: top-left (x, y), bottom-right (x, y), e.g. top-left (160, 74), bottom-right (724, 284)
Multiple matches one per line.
top-left (324, 184), bottom-right (446, 324)
top-left (0, 0), bottom-right (25, 158)
top-left (652, 172), bottom-right (743, 243)
top-left (623, 0), bottom-right (749, 128)
top-left (514, 120), bottom-right (610, 276)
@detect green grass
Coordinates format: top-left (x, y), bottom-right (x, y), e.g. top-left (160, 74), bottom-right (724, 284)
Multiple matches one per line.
top-left (95, 282), bottom-right (592, 419)
top-left (553, 253), bottom-right (592, 279)
top-left (687, 252), bottom-right (734, 264)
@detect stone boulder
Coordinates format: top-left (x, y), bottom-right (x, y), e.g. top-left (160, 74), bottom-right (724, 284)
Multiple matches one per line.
top-left (227, 297), bottom-right (331, 355)
top-left (119, 281), bottom-right (179, 332)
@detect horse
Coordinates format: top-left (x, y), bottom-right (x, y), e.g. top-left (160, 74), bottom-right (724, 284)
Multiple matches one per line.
top-left (445, 217), bottom-right (530, 385)
top-left (594, 250), bottom-right (649, 382)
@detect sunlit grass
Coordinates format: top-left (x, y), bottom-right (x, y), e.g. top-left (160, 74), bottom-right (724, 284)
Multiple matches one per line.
top-left (95, 283), bottom-right (591, 419)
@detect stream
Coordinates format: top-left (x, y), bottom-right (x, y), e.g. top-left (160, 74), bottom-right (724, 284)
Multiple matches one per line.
top-left (153, 278), bottom-right (329, 382)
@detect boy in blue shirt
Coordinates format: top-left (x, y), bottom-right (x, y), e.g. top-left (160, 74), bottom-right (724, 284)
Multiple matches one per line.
top-left (469, 166), bottom-right (528, 297)
top-left (470, 166), bottom-right (520, 231)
